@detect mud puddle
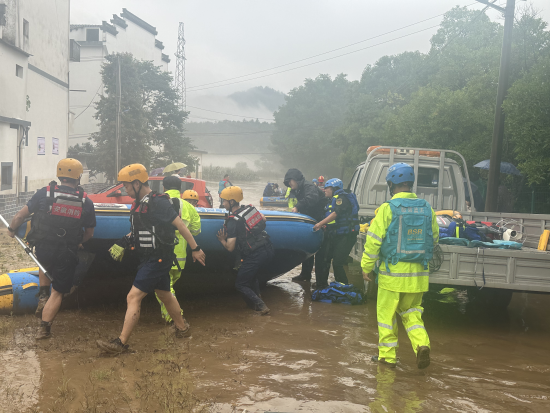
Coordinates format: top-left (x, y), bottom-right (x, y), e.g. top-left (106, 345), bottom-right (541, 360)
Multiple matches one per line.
top-left (2, 180), bottom-right (550, 411)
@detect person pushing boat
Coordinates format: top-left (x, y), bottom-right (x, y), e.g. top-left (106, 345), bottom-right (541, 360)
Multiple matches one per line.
top-left (96, 164), bottom-right (205, 354)
top-left (217, 186), bottom-right (273, 315)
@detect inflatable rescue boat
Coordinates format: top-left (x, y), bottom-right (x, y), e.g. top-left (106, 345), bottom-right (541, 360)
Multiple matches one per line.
top-left (260, 196), bottom-right (288, 207)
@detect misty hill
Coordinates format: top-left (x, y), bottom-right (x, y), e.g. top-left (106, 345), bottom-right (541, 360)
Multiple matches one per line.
top-left (185, 120), bottom-right (275, 155)
top-left (229, 86), bottom-right (286, 112)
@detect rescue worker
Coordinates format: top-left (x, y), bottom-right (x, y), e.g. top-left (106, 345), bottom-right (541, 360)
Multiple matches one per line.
top-left (182, 189), bottom-right (200, 207)
top-left (216, 186), bottom-right (273, 315)
top-left (312, 178), bottom-right (319, 186)
top-left (218, 174), bottom-right (232, 207)
top-left (361, 163), bottom-right (438, 369)
top-left (283, 168), bottom-right (326, 282)
top-left (96, 164), bottom-right (206, 354)
top-left (313, 178), bottom-right (359, 288)
top-left (155, 176), bottom-right (201, 323)
top-left (285, 187), bottom-right (297, 212)
top-left (317, 176), bottom-right (325, 188)
top-left (8, 158), bottom-right (96, 339)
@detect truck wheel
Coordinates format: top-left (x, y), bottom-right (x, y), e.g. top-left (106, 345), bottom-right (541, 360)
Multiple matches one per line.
top-left (466, 287), bottom-right (514, 310)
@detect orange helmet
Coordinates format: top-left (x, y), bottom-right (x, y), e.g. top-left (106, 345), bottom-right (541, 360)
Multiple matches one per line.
top-left (318, 176), bottom-right (325, 183)
top-left (182, 190), bottom-right (199, 201)
top-left (57, 158), bottom-right (83, 179)
top-left (220, 186), bottom-right (243, 203)
top-left (117, 164), bottom-right (148, 183)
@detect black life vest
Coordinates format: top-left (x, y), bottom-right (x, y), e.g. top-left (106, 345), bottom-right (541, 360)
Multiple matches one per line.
top-left (130, 192), bottom-right (178, 257)
top-left (225, 205), bottom-right (270, 256)
top-left (27, 181), bottom-right (87, 247)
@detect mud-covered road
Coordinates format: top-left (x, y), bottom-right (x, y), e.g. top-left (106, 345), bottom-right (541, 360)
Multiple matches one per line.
top-left (1, 180), bottom-right (550, 412)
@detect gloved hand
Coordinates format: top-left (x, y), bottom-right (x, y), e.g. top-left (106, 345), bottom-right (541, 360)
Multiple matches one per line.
top-left (109, 243), bottom-right (126, 262)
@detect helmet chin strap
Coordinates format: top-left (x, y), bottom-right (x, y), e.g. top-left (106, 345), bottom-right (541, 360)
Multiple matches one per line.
top-left (133, 181), bottom-right (143, 201)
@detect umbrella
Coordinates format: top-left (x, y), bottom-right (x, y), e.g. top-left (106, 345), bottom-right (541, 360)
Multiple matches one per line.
top-left (150, 167), bottom-right (164, 176)
top-left (473, 160), bottom-right (522, 176)
top-left (163, 162), bottom-right (187, 174)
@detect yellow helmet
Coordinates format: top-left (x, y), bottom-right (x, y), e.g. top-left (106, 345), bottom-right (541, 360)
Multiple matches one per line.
top-left (220, 186), bottom-right (243, 203)
top-left (117, 164), bottom-right (148, 183)
top-left (182, 190), bottom-right (199, 201)
top-left (57, 158), bottom-right (83, 180)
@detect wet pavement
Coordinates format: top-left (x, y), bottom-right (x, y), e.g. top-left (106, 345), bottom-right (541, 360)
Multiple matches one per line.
top-left (1, 180), bottom-right (550, 412)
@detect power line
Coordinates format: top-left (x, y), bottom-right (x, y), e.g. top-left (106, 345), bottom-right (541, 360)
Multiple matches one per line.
top-left (74, 83), bottom-right (103, 120)
top-left (186, 24), bottom-right (443, 93)
top-left (187, 2), bottom-right (479, 92)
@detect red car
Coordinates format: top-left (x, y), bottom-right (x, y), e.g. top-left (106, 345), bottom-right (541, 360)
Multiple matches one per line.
top-left (88, 176), bottom-right (213, 208)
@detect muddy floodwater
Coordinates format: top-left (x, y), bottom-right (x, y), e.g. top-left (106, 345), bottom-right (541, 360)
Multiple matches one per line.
top-left (1, 180), bottom-right (550, 412)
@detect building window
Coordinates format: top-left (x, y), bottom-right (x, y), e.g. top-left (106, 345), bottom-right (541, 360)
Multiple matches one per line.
top-left (23, 19), bottom-right (29, 39)
top-left (16, 65), bottom-right (23, 78)
top-left (1, 163), bottom-right (13, 191)
top-left (86, 28), bottom-right (99, 42)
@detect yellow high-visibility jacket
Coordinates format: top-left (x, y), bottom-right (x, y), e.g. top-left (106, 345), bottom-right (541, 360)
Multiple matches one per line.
top-left (286, 187), bottom-right (297, 211)
top-left (166, 189), bottom-right (201, 269)
top-left (361, 192), bottom-right (439, 293)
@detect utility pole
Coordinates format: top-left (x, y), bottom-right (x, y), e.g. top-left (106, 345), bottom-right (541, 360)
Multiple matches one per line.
top-left (175, 22), bottom-right (186, 112)
top-left (477, 0), bottom-right (516, 212)
top-left (116, 55), bottom-right (121, 179)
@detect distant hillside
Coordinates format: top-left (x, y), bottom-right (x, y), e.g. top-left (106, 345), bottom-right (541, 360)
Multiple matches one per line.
top-left (185, 120), bottom-right (275, 155)
top-left (229, 86), bottom-right (286, 112)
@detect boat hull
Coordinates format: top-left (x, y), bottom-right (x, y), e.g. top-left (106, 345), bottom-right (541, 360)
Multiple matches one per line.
top-left (260, 196), bottom-right (288, 207)
top-left (0, 269), bottom-right (40, 314)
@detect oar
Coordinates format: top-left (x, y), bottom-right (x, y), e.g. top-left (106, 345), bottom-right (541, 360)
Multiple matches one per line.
top-left (0, 213), bottom-right (53, 282)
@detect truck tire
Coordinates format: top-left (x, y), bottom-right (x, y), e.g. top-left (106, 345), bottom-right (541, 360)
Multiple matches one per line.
top-left (466, 287), bottom-right (514, 310)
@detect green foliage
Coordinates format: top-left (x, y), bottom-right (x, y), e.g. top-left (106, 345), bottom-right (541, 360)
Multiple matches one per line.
top-left (273, 6), bottom-right (550, 188)
top-left (86, 53), bottom-right (193, 180)
top-left (504, 55), bottom-right (550, 186)
top-left (271, 74), bottom-right (352, 179)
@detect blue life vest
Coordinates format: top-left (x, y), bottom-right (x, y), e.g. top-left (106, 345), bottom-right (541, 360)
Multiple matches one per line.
top-left (324, 189), bottom-right (360, 235)
top-left (380, 197), bottom-right (434, 270)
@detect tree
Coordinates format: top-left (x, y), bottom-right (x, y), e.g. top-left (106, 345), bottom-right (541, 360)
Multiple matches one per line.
top-left (271, 74), bottom-right (351, 179)
top-left (89, 53), bottom-right (193, 180)
top-left (503, 55), bottom-right (550, 186)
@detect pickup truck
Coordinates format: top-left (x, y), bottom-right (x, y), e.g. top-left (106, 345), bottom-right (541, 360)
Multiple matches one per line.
top-left (348, 146), bottom-right (550, 308)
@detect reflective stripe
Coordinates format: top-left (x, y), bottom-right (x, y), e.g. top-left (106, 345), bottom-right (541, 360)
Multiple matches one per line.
top-left (139, 231), bottom-right (150, 235)
top-left (379, 342), bottom-right (398, 348)
top-left (379, 270), bottom-right (428, 277)
top-left (401, 250), bottom-right (425, 254)
top-left (140, 243), bottom-right (153, 247)
top-left (399, 308), bottom-right (423, 316)
top-left (405, 325), bottom-right (426, 333)
top-left (139, 237), bottom-right (152, 241)
top-left (365, 253), bottom-right (379, 259)
top-left (151, 226), bottom-right (156, 249)
top-left (367, 231), bottom-right (382, 242)
top-left (177, 258), bottom-right (186, 261)
top-left (378, 322), bottom-right (393, 330)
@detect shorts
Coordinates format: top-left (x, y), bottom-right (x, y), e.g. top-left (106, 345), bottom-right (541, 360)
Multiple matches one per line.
top-left (35, 243), bottom-right (79, 294)
top-left (133, 257), bottom-right (172, 294)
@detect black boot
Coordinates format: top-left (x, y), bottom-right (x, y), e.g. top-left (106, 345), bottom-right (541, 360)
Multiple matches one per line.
top-left (36, 321), bottom-right (52, 340)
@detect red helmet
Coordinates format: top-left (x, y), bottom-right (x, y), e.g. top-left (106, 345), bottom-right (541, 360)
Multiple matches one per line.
top-left (318, 176), bottom-right (325, 183)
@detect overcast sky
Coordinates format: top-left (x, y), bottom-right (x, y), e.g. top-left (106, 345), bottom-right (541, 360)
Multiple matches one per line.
top-left (71, 0), bottom-right (550, 122)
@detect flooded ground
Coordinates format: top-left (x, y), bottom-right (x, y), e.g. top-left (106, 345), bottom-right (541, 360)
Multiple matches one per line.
top-left (1, 180), bottom-right (550, 412)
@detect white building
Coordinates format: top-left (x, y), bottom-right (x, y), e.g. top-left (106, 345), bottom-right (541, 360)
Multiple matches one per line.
top-left (69, 9), bottom-right (171, 151)
top-left (0, 0), bottom-right (70, 217)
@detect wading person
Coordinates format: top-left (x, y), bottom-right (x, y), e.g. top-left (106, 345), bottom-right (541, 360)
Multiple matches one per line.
top-left (216, 186), bottom-right (273, 315)
top-left (218, 174), bottom-right (232, 207)
top-left (283, 168), bottom-right (326, 283)
top-left (8, 158), bottom-right (96, 339)
top-left (97, 164), bottom-right (205, 354)
top-left (155, 176), bottom-right (202, 323)
top-left (361, 163), bottom-right (438, 369)
top-left (313, 178), bottom-right (359, 289)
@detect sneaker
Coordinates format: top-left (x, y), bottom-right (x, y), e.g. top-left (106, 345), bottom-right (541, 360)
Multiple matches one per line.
top-left (371, 355), bottom-right (396, 368)
top-left (416, 346), bottom-right (431, 369)
top-left (175, 321), bottom-right (191, 338)
top-left (96, 338), bottom-right (129, 355)
top-left (35, 295), bottom-right (50, 319)
top-left (291, 273), bottom-right (311, 282)
top-left (36, 321), bottom-right (52, 340)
